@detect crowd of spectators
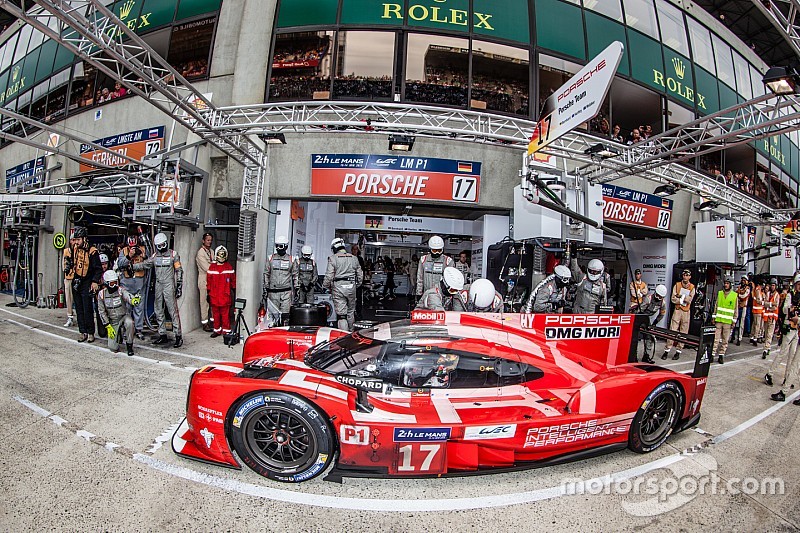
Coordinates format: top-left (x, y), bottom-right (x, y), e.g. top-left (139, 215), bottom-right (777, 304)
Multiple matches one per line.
top-left (273, 41), bottom-right (329, 64)
top-left (332, 75), bottom-right (392, 99)
top-left (174, 59), bottom-right (208, 80)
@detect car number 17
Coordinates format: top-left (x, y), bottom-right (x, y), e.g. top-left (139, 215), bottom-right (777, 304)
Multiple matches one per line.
top-left (393, 443), bottom-right (445, 474)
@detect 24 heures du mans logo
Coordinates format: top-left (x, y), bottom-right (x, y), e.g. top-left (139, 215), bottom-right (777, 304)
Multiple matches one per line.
top-left (652, 57), bottom-right (707, 110)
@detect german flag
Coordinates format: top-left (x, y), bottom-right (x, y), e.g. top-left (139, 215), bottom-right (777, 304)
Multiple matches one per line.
top-left (457, 162), bottom-right (473, 173)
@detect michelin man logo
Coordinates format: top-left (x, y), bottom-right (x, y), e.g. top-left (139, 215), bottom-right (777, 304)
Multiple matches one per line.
top-left (199, 427), bottom-right (215, 448)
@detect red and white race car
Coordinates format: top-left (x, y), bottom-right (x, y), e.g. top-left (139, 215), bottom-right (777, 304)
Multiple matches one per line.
top-left (173, 311), bottom-right (713, 482)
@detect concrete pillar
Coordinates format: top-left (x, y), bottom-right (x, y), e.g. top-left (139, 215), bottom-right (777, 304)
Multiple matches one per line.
top-left (230, 0), bottom-right (276, 104)
top-left (174, 224), bottom-right (200, 333)
top-left (209, 0), bottom-right (245, 80)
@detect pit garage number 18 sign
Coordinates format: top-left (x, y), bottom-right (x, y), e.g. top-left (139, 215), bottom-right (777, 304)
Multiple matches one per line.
top-left (311, 154), bottom-right (481, 203)
top-left (601, 184), bottom-right (673, 231)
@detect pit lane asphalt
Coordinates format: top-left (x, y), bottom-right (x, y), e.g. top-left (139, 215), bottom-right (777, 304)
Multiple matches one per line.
top-left (1, 295), bottom-right (799, 531)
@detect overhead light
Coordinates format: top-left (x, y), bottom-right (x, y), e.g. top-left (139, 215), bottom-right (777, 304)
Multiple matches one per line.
top-left (584, 143), bottom-right (621, 159)
top-left (388, 134), bottom-right (414, 151)
top-left (539, 177), bottom-right (567, 191)
top-left (697, 200), bottom-right (719, 212)
top-left (653, 184), bottom-right (677, 197)
top-left (763, 66), bottom-right (799, 95)
top-left (258, 132), bottom-right (286, 144)
top-left (78, 175), bottom-right (94, 187)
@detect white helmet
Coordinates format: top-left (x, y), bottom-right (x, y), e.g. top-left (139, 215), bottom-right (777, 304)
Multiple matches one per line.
top-left (587, 258), bottom-right (604, 282)
top-left (469, 278), bottom-right (496, 310)
top-left (275, 235), bottom-right (289, 254)
top-left (331, 237), bottom-right (345, 252)
top-left (301, 245), bottom-right (313, 258)
top-left (554, 264), bottom-right (571, 287)
top-left (154, 232), bottom-right (169, 252)
top-left (103, 270), bottom-right (119, 284)
top-left (429, 235), bottom-right (444, 257)
top-left (214, 245), bottom-right (228, 263)
top-left (441, 266), bottom-right (464, 294)
top-left (99, 253), bottom-right (109, 264)
top-left (655, 284), bottom-right (668, 298)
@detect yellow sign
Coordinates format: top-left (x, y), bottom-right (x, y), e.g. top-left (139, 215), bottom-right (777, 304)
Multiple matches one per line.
top-left (53, 232), bottom-right (67, 250)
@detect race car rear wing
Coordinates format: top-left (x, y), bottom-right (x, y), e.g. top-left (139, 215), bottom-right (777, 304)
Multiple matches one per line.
top-left (639, 323), bottom-right (715, 378)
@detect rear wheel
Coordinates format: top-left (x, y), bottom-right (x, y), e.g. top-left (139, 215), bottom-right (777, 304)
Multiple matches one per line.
top-left (628, 381), bottom-right (683, 453)
top-left (229, 392), bottom-right (334, 482)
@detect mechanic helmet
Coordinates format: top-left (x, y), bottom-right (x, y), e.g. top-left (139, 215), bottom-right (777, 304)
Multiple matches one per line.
top-left (301, 245), bottom-right (313, 259)
top-left (655, 284), bottom-right (668, 299)
top-left (214, 245), bottom-right (228, 264)
top-left (740, 275), bottom-right (749, 284)
top-left (72, 226), bottom-right (87, 240)
top-left (154, 232), bottom-right (169, 252)
top-left (103, 269), bottom-right (119, 291)
top-left (126, 235), bottom-right (138, 248)
top-left (554, 264), bottom-right (571, 288)
top-left (468, 278), bottom-right (496, 311)
top-left (770, 277), bottom-right (778, 286)
top-left (429, 235), bottom-right (444, 258)
top-left (275, 235), bottom-right (289, 255)
top-left (440, 266), bottom-right (464, 295)
top-left (587, 258), bottom-right (604, 282)
top-left (99, 253), bottom-right (109, 265)
top-left (330, 237), bottom-right (345, 253)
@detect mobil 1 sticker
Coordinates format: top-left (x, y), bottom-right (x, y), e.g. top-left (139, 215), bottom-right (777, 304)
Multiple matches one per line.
top-left (393, 427), bottom-right (451, 442)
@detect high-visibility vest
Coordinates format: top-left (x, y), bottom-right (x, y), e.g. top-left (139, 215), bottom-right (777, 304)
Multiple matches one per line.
top-left (713, 290), bottom-right (737, 324)
top-left (752, 287), bottom-right (764, 314)
top-left (763, 291), bottom-right (780, 321)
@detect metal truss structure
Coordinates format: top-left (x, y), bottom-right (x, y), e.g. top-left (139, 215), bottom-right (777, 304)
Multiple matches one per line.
top-left (753, 0), bottom-right (800, 59)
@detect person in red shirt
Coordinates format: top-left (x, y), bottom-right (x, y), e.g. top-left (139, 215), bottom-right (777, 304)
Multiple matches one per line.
top-left (207, 246), bottom-right (236, 338)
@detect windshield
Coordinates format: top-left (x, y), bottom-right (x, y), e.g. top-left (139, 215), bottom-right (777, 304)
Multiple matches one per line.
top-left (305, 320), bottom-right (543, 388)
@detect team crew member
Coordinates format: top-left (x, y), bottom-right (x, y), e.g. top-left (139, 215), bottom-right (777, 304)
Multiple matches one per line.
top-left (207, 246), bottom-right (236, 338)
top-left (638, 285), bottom-right (668, 363)
top-left (323, 237), bottom-right (363, 331)
top-left (62, 234), bottom-right (78, 327)
top-left (762, 278), bottom-right (781, 358)
top-left (294, 246), bottom-right (317, 304)
top-left (733, 276), bottom-right (751, 346)
top-left (524, 265), bottom-right (571, 313)
top-left (263, 235), bottom-right (295, 323)
top-left (710, 276), bottom-right (738, 365)
top-left (750, 279), bottom-right (765, 344)
top-left (765, 277), bottom-right (800, 387)
top-left (416, 267), bottom-right (466, 311)
top-left (97, 270), bottom-right (139, 356)
top-left (116, 233), bottom-right (147, 338)
top-left (628, 268), bottom-right (648, 312)
top-left (417, 235), bottom-right (454, 295)
top-left (134, 232), bottom-right (184, 348)
top-left (455, 251), bottom-right (476, 285)
top-left (569, 257), bottom-right (607, 314)
top-left (464, 278), bottom-right (503, 312)
top-left (409, 254), bottom-right (420, 301)
top-left (69, 226), bottom-right (102, 343)
top-left (662, 269), bottom-right (696, 361)
top-left (195, 233), bottom-right (214, 332)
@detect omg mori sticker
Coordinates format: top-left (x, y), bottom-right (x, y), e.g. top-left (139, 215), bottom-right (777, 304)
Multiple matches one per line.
top-left (520, 314), bottom-right (631, 340)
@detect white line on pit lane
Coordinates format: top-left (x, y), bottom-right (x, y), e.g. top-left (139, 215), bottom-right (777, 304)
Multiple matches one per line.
top-left (0, 307), bottom-right (217, 363)
top-left (3, 318), bottom-right (196, 373)
top-left (12, 390), bottom-right (800, 512)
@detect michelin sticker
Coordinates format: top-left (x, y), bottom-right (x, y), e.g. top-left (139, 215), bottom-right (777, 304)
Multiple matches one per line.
top-left (232, 395), bottom-right (265, 428)
top-left (290, 453), bottom-right (328, 482)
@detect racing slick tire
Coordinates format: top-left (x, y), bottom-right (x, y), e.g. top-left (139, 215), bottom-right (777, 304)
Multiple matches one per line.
top-left (628, 381), bottom-right (683, 453)
top-left (229, 391), bottom-right (335, 482)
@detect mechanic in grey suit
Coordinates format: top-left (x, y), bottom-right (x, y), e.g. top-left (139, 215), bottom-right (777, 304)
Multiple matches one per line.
top-left (323, 238), bottom-right (363, 331)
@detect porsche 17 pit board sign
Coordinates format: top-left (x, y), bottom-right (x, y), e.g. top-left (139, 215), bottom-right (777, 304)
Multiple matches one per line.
top-left (310, 154), bottom-right (481, 203)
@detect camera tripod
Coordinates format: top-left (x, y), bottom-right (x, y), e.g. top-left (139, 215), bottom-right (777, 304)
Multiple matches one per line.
top-left (224, 299), bottom-right (251, 347)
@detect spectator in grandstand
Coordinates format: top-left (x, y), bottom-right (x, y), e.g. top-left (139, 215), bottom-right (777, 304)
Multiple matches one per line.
top-left (611, 124), bottom-right (624, 143)
top-left (98, 87), bottom-right (112, 103)
top-left (627, 128), bottom-right (641, 145)
top-left (112, 81), bottom-right (127, 99)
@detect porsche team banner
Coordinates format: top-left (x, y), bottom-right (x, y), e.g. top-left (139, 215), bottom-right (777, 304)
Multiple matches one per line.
top-left (311, 154), bottom-right (481, 203)
top-left (528, 41), bottom-right (623, 155)
top-left (601, 184), bottom-right (673, 231)
top-left (5, 156), bottom-right (45, 193)
top-left (79, 126), bottom-right (164, 173)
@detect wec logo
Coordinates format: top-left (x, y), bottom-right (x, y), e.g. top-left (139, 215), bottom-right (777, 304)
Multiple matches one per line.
top-left (464, 424), bottom-right (517, 440)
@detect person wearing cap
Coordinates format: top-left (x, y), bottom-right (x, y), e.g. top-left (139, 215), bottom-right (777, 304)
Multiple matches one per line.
top-left (628, 268), bottom-right (648, 313)
top-left (710, 276), bottom-right (738, 364)
top-left (195, 232), bottom-right (214, 332)
top-left (750, 279), bottom-right (766, 345)
top-left (524, 264), bottom-right (572, 313)
top-left (732, 275), bottom-right (751, 346)
top-left (417, 235), bottom-right (454, 295)
top-left (638, 284), bottom-right (668, 363)
top-left (662, 269), bottom-right (696, 360)
top-left (762, 278), bottom-right (782, 358)
top-left (765, 275), bottom-right (800, 387)
top-left (770, 273), bottom-right (800, 403)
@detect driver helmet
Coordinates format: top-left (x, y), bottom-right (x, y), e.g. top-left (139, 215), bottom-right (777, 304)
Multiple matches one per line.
top-left (468, 278), bottom-right (496, 311)
top-left (154, 232), bottom-right (169, 252)
top-left (215, 245), bottom-right (228, 264)
top-left (587, 258), bottom-right (604, 282)
top-left (655, 284), bottom-right (667, 299)
top-left (103, 269), bottom-right (119, 291)
top-left (429, 235), bottom-right (444, 258)
top-left (554, 264), bottom-right (571, 288)
top-left (330, 237), bottom-right (345, 253)
top-left (440, 266), bottom-right (464, 295)
top-left (275, 235), bottom-right (289, 255)
top-left (301, 245), bottom-right (313, 259)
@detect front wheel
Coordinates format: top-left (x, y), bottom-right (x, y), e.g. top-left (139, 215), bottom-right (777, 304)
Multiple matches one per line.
top-left (628, 381), bottom-right (683, 453)
top-left (229, 392), bottom-right (334, 482)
